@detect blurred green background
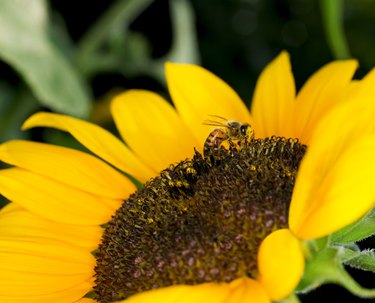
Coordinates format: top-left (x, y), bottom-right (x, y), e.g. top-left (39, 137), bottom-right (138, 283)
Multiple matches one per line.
top-left (0, 0), bottom-right (375, 301)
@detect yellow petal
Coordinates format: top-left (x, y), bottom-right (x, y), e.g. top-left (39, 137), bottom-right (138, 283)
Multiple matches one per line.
top-left (74, 299), bottom-right (96, 303)
top-left (0, 237), bottom-right (94, 300)
top-left (0, 280), bottom-right (93, 303)
top-left (346, 67), bottom-right (375, 102)
top-left (0, 237), bottom-right (94, 274)
top-left (166, 62), bottom-right (251, 146)
top-left (111, 90), bottom-right (199, 172)
top-left (293, 60), bottom-right (358, 144)
top-left (75, 299), bottom-right (96, 303)
top-left (0, 168), bottom-right (120, 225)
top-left (0, 269), bottom-right (90, 293)
top-left (123, 283), bottom-right (229, 303)
top-left (225, 278), bottom-right (270, 303)
top-left (0, 203), bottom-right (102, 250)
top-left (123, 278), bottom-right (269, 303)
top-left (0, 140), bottom-right (135, 200)
top-left (257, 229), bottom-right (304, 301)
top-left (251, 51), bottom-right (296, 138)
top-left (22, 112), bottom-right (154, 183)
top-left (290, 101), bottom-right (375, 239)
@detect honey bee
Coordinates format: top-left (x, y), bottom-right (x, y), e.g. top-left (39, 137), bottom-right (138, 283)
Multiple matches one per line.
top-left (203, 115), bottom-right (255, 159)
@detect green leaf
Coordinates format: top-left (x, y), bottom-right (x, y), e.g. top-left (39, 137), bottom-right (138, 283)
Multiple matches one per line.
top-left (341, 248), bottom-right (375, 273)
top-left (298, 246), bottom-right (375, 298)
top-left (75, 0), bottom-right (154, 76)
top-left (332, 208), bottom-right (375, 243)
top-left (0, 0), bottom-right (91, 117)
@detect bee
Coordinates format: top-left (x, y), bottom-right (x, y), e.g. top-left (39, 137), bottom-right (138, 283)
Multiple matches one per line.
top-left (203, 115), bottom-right (255, 159)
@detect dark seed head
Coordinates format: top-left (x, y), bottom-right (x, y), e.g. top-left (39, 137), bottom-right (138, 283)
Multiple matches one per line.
top-left (94, 137), bottom-right (306, 302)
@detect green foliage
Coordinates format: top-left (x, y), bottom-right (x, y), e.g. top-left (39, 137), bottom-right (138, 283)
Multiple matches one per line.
top-left (0, 0), bottom-right (199, 144)
top-left (320, 0), bottom-right (351, 59)
top-left (0, 0), bottom-right (90, 117)
top-left (332, 208), bottom-right (375, 244)
top-left (298, 245), bottom-right (375, 298)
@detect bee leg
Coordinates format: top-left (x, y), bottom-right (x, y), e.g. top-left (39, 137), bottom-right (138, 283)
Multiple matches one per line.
top-left (228, 138), bottom-right (237, 154)
top-left (205, 145), bottom-right (226, 167)
top-left (238, 137), bottom-right (247, 149)
top-left (239, 130), bottom-right (254, 149)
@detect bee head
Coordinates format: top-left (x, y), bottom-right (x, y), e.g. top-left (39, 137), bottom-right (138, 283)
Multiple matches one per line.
top-left (240, 124), bottom-right (249, 136)
top-left (241, 123), bottom-right (255, 141)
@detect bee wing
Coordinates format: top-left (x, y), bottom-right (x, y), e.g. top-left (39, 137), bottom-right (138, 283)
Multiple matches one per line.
top-left (203, 115), bottom-right (228, 127)
top-left (202, 120), bottom-right (227, 127)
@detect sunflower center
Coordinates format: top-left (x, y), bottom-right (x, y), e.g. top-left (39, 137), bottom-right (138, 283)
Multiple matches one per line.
top-left (94, 137), bottom-right (306, 302)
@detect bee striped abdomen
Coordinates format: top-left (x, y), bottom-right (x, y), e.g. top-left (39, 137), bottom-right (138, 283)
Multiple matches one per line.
top-left (203, 128), bottom-right (228, 159)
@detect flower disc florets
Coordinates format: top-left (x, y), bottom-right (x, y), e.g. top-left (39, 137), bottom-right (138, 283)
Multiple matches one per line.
top-left (94, 137), bottom-right (306, 302)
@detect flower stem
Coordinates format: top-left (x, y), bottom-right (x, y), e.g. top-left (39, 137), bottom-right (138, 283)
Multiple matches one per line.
top-left (320, 0), bottom-right (351, 59)
top-left (75, 0), bottom-right (153, 67)
top-left (334, 264), bottom-right (375, 298)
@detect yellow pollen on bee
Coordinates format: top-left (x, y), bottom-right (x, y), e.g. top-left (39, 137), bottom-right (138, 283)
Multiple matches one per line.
top-left (186, 167), bottom-right (196, 174)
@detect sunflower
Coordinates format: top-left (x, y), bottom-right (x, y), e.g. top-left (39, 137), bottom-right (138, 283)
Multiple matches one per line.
top-left (1, 52), bottom-right (375, 303)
